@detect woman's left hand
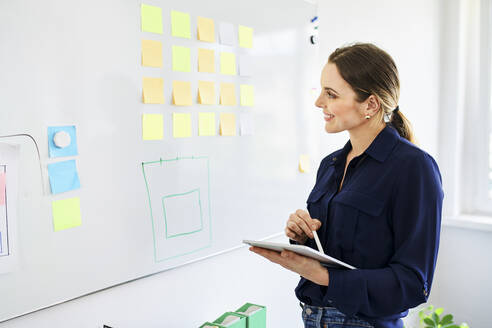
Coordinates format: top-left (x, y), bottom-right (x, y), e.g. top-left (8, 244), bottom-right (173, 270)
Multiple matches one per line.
top-left (249, 246), bottom-right (330, 286)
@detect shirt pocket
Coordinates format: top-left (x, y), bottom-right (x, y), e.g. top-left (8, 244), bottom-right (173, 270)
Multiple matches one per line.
top-left (306, 187), bottom-right (329, 220)
top-left (332, 190), bottom-right (385, 251)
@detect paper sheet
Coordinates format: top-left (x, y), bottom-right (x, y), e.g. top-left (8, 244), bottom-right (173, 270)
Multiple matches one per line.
top-left (198, 81), bottom-right (215, 105)
top-left (142, 114), bottom-right (164, 140)
top-left (141, 39), bottom-right (162, 67)
top-left (220, 52), bottom-right (236, 75)
top-left (238, 25), bottom-right (253, 48)
top-left (172, 81), bottom-right (192, 106)
top-left (173, 113), bottom-right (192, 138)
top-left (197, 16), bottom-right (215, 42)
top-left (219, 22), bottom-right (234, 45)
top-left (220, 113), bottom-right (236, 136)
top-left (141, 4), bottom-right (163, 34)
top-left (0, 144), bottom-right (20, 273)
top-left (52, 197), bottom-right (82, 232)
top-left (172, 45), bottom-right (191, 72)
top-left (198, 48), bottom-right (215, 73)
top-left (47, 160), bottom-right (81, 194)
top-left (220, 83), bottom-right (236, 106)
top-left (171, 10), bottom-right (191, 38)
top-left (142, 77), bottom-right (164, 104)
top-left (0, 172), bottom-right (5, 206)
top-left (240, 84), bottom-right (254, 107)
top-left (198, 112), bottom-right (216, 136)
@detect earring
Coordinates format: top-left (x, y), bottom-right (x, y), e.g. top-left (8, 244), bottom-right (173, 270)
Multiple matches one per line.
top-left (365, 115), bottom-right (371, 119)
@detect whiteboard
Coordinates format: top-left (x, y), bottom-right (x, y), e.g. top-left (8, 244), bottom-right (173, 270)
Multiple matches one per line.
top-left (0, 0), bottom-right (318, 321)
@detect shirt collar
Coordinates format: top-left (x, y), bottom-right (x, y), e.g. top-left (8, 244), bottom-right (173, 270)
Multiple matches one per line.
top-left (327, 124), bottom-right (400, 165)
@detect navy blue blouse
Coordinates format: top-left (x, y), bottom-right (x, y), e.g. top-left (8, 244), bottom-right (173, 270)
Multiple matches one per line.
top-left (294, 125), bottom-right (444, 328)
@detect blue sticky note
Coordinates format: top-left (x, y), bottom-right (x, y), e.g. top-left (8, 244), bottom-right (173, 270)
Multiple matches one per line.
top-left (47, 160), bottom-right (81, 194)
top-left (48, 126), bottom-right (78, 158)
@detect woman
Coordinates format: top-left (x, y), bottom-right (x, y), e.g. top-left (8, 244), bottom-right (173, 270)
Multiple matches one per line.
top-left (250, 43), bottom-right (444, 328)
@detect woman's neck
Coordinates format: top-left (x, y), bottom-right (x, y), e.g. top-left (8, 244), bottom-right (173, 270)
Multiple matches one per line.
top-left (348, 122), bottom-right (386, 156)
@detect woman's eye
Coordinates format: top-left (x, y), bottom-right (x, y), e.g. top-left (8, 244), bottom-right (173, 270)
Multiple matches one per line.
top-left (326, 92), bottom-right (336, 99)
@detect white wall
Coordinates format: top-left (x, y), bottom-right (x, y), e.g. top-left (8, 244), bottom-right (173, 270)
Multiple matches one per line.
top-left (429, 1), bottom-right (492, 327)
top-left (5, 1), bottom-right (486, 327)
top-left (316, 0), bottom-right (440, 159)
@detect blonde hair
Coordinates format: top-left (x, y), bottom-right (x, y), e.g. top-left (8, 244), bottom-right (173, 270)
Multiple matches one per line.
top-left (328, 43), bottom-right (418, 145)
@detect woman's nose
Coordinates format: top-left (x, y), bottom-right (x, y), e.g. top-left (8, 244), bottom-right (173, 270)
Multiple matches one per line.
top-left (315, 94), bottom-right (324, 109)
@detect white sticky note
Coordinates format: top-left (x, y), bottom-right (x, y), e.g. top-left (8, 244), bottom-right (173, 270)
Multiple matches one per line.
top-left (239, 55), bottom-right (254, 76)
top-left (240, 113), bottom-right (255, 136)
top-left (219, 22), bottom-right (234, 45)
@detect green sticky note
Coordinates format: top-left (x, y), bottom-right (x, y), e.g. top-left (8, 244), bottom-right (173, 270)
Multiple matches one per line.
top-left (141, 4), bottom-right (163, 34)
top-left (142, 114), bottom-right (164, 140)
top-left (239, 25), bottom-right (253, 48)
top-left (199, 112), bottom-right (216, 136)
top-left (52, 197), bottom-right (82, 232)
top-left (172, 46), bottom-right (191, 72)
top-left (220, 52), bottom-right (236, 75)
top-left (171, 10), bottom-right (191, 38)
top-left (173, 113), bottom-right (192, 138)
top-left (240, 84), bottom-right (254, 106)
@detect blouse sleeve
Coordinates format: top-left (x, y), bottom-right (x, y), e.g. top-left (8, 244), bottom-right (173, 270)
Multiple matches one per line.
top-left (322, 152), bottom-right (444, 317)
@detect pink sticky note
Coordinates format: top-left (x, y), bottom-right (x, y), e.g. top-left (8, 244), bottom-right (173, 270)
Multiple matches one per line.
top-left (0, 172), bottom-right (5, 205)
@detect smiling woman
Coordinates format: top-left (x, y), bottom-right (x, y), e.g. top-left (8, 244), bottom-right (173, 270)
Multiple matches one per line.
top-left (250, 43), bottom-right (444, 328)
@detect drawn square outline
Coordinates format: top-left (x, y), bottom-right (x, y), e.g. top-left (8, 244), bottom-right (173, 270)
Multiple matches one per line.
top-left (161, 188), bottom-right (204, 239)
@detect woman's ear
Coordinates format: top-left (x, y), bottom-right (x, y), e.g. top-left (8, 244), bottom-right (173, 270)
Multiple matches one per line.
top-left (365, 95), bottom-right (381, 116)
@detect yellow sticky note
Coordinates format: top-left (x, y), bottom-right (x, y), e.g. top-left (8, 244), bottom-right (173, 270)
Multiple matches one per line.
top-left (197, 16), bottom-right (215, 42)
top-left (220, 113), bottom-right (236, 136)
top-left (171, 10), bottom-right (191, 38)
top-left (199, 112), bottom-right (216, 136)
top-left (238, 25), bottom-right (253, 48)
top-left (52, 197), bottom-right (82, 232)
top-left (299, 154), bottom-right (311, 173)
top-left (172, 45), bottom-right (191, 72)
top-left (141, 40), bottom-right (162, 67)
top-left (240, 84), bottom-right (254, 107)
top-left (142, 114), bottom-right (163, 140)
top-left (220, 52), bottom-right (236, 75)
top-left (173, 113), bottom-right (192, 138)
top-left (142, 77), bottom-right (164, 104)
top-left (220, 83), bottom-right (236, 106)
top-left (198, 48), bottom-right (215, 73)
top-left (141, 4), bottom-right (163, 34)
top-left (198, 81), bottom-right (215, 105)
top-left (172, 81), bottom-right (192, 106)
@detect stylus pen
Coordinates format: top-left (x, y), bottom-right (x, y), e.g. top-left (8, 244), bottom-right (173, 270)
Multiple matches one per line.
top-left (312, 230), bottom-right (325, 255)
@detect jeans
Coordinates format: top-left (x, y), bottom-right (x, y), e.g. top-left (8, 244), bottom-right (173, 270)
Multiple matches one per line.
top-left (301, 302), bottom-right (374, 328)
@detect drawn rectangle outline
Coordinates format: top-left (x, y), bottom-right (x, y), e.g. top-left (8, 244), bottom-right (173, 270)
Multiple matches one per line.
top-left (141, 156), bottom-right (212, 262)
top-left (161, 188), bottom-right (204, 239)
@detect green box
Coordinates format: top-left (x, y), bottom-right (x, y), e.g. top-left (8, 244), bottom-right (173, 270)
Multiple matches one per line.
top-left (199, 323), bottom-right (226, 328)
top-left (235, 303), bottom-right (266, 328)
top-left (213, 312), bottom-right (247, 328)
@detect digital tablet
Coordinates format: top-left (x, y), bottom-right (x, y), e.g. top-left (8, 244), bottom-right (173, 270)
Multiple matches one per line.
top-left (243, 239), bottom-right (356, 270)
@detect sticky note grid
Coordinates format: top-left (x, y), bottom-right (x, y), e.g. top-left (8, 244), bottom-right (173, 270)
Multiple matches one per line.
top-left (140, 5), bottom-right (254, 139)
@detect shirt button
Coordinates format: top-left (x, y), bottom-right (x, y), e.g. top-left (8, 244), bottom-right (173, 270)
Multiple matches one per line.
top-left (332, 157), bottom-right (337, 161)
top-left (306, 308), bottom-right (312, 315)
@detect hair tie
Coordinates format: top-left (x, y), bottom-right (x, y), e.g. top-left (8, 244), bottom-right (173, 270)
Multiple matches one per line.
top-left (393, 105), bottom-right (399, 113)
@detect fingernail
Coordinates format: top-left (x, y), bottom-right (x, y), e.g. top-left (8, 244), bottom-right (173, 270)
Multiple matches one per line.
top-left (312, 225), bottom-right (317, 229)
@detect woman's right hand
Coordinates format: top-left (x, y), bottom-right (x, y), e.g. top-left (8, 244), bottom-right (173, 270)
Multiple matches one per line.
top-left (285, 209), bottom-right (322, 244)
